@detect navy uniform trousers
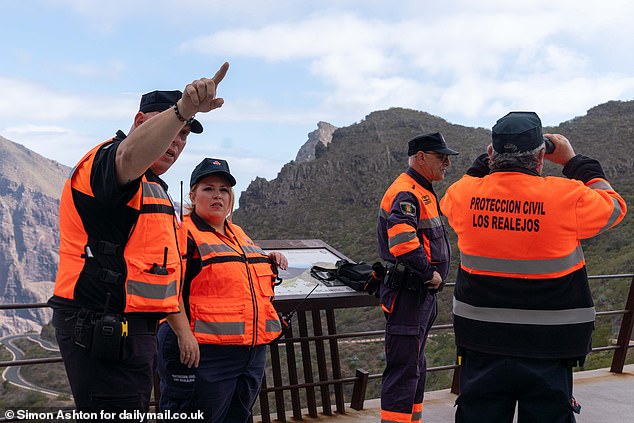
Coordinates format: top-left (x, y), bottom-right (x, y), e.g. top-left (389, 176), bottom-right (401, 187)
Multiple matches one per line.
top-left (53, 309), bottom-right (156, 422)
top-left (380, 285), bottom-right (437, 422)
top-left (156, 322), bottom-right (266, 423)
top-left (456, 349), bottom-right (577, 423)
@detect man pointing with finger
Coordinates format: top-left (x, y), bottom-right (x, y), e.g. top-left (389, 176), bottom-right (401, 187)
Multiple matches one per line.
top-left (48, 62), bottom-right (230, 417)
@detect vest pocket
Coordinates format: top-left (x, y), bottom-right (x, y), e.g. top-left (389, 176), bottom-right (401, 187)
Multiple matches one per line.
top-left (191, 303), bottom-right (246, 344)
top-left (252, 262), bottom-right (275, 297)
top-left (124, 262), bottom-right (179, 313)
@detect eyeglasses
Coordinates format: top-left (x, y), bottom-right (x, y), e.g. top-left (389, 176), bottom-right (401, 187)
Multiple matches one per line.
top-left (423, 151), bottom-right (450, 162)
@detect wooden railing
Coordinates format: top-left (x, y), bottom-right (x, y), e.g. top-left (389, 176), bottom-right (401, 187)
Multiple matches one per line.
top-left (0, 273), bottom-right (633, 422)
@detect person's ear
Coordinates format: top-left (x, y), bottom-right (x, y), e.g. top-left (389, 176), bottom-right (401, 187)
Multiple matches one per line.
top-left (133, 112), bottom-right (145, 128)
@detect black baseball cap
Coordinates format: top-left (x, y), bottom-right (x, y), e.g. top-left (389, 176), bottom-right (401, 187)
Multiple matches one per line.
top-left (492, 111), bottom-right (545, 153)
top-left (139, 90), bottom-right (203, 134)
top-left (407, 132), bottom-right (459, 156)
top-left (190, 158), bottom-right (236, 187)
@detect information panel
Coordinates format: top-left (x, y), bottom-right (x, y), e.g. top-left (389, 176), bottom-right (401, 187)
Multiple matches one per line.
top-left (257, 239), bottom-right (358, 300)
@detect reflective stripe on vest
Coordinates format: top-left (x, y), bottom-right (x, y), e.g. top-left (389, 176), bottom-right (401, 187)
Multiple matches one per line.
top-left (198, 243), bottom-right (235, 255)
top-left (195, 320), bottom-right (245, 335)
top-left (453, 298), bottom-right (596, 325)
top-left (587, 178), bottom-right (625, 234)
top-left (460, 245), bottom-right (585, 276)
top-left (192, 312), bottom-right (282, 341)
top-left (242, 245), bottom-right (267, 255)
top-left (266, 319), bottom-right (282, 332)
top-left (142, 181), bottom-right (171, 201)
top-left (140, 182), bottom-right (174, 215)
top-left (127, 279), bottom-right (178, 300)
top-left (588, 180), bottom-right (613, 191)
top-left (598, 197), bottom-right (625, 234)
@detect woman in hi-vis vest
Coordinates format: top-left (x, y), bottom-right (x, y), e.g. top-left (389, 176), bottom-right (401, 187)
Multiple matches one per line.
top-left (157, 158), bottom-right (287, 423)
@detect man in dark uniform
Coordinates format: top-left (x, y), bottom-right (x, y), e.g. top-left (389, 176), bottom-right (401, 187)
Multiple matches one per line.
top-left (47, 63), bottom-right (229, 418)
top-left (377, 132), bottom-right (458, 423)
top-left (441, 111), bottom-right (627, 422)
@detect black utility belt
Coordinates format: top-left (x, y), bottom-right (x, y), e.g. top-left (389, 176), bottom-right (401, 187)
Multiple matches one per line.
top-left (55, 309), bottom-right (157, 361)
top-left (384, 263), bottom-right (423, 291)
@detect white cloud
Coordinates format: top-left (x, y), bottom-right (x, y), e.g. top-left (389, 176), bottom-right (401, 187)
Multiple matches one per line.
top-left (63, 60), bottom-right (127, 79)
top-left (2, 125), bottom-right (94, 167)
top-left (37, 1), bottom-right (634, 128)
top-left (0, 77), bottom-right (136, 121)
top-left (6, 0), bottom-right (634, 201)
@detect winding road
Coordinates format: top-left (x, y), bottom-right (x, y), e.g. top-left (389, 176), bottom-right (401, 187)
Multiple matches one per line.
top-left (0, 334), bottom-right (67, 397)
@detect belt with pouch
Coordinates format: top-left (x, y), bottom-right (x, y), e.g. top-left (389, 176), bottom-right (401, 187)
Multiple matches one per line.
top-left (52, 308), bottom-right (158, 335)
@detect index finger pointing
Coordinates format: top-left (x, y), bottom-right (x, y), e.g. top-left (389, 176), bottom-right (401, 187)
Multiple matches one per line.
top-left (211, 62), bottom-right (229, 86)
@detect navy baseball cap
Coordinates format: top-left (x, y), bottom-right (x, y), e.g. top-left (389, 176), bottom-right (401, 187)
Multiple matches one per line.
top-left (190, 158), bottom-right (236, 187)
top-left (139, 90), bottom-right (203, 134)
top-left (407, 132), bottom-right (459, 156)
top-left (492, 111), bottom-right (545, 153)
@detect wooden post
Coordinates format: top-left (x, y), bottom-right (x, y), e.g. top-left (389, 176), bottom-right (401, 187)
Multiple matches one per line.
top-left (610, 275), bottom-right (634, 373)
top-left (350, 369), bottom-right (369, 410)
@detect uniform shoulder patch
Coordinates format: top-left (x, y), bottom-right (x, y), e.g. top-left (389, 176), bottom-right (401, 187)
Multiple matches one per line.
top-left (399, 201), bottom-right (417, 216)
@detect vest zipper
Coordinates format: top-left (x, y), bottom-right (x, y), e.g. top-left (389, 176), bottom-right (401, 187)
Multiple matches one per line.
top-left (225, 225), bottom-right (259, 347)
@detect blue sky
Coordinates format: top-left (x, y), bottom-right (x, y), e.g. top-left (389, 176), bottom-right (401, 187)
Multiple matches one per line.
top-left (2, 0), bottom-right (634, 202)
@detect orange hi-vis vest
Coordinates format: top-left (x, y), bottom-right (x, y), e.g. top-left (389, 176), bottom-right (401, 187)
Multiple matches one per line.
top-left (54, 141), bottom-right (182, 314)
top-left (441, 172), bottom-right (626, 279)
top-left (184, 216), bottom-right (282, 346)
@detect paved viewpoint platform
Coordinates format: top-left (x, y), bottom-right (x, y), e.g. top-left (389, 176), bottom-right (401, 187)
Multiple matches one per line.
top-left (264, 364), bottom-right (634, 423)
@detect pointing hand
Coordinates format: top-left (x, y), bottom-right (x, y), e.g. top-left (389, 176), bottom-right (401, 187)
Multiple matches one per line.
top-left (178, 62), bottom-right (230, 119)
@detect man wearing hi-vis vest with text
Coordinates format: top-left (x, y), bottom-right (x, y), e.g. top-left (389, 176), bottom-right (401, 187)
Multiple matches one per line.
top-left (440, 111), bottom-right (627, 423)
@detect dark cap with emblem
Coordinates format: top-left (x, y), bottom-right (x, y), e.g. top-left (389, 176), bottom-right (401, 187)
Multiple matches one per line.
top-left (492, 111), bottom-right (546, 153)
top-left (407, 132), bottom-right (459, 156)
top-left (139, 90), bottom-right (203, 134)
top-left (190, 158), bottom-right (236, 187)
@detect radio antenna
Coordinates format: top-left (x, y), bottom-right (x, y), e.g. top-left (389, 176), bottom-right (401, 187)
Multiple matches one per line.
top-left (180, 180), bottom-right (184, 221)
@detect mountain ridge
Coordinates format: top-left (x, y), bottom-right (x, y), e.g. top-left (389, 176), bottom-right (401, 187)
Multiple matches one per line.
top-left (0, 101), bottom-right (633, 335)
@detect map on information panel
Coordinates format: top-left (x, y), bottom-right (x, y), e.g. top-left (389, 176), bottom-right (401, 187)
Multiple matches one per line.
top-left (261, 247), bottom-right (356, 297)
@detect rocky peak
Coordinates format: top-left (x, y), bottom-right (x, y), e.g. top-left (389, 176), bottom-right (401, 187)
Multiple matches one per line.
top-left (294, 121), bottom-right (337, 163)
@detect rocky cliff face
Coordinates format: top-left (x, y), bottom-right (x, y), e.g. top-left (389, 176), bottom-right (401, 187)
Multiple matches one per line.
top-left (295, 121), bottom-right (337, 163)
top-left (0, 136), bottom-right (68, 336)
